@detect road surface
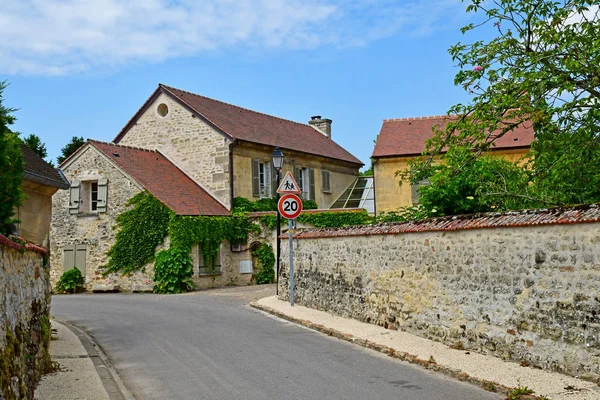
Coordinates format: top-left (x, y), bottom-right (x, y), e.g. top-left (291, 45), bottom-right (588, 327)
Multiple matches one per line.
top-left (52, 285), bottom-right (499, 400)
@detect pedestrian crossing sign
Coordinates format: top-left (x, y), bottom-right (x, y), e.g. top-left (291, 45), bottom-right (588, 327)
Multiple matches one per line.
top-left (276, 171), bottom-right (301, 194)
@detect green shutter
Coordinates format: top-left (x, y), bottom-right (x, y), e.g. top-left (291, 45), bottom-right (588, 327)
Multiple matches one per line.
top-left (309, 169), bottom-right (316, 201)
top-left (97, 178), bottom-right (108, 213)
top-left (271, 164), bottom-right (279, 197)
top-left (252, 159), bottom-right (260, 197)
top-left (321, 170), bottom-right (331, 192)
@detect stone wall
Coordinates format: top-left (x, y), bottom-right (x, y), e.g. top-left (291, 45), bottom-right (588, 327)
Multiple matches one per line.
top-left (0, 236), bottom-right (51, 399)
top-left (50, 145), bottom-right (152, 292)
top-left (278, 205), bottom-right (600, 381)
top-left (118, 92), bottom-right (232, 208)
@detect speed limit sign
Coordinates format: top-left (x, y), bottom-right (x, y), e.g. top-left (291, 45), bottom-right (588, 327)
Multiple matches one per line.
top-left (278, 193), bottom-right (303, 219)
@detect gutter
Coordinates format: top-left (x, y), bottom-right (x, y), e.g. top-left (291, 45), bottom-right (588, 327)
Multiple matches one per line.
top-left (23, 170), bottom-right (70, 190)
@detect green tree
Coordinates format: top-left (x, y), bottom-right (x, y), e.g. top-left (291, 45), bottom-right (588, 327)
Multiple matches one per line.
top-left (406, 0), bottom-right (600, 214)
top-left (23, 133), bottom-right (48, 160)
top-left (57, 136), bottom-right (85, 164)
top-left (0, 81), bottom-right (24, 234)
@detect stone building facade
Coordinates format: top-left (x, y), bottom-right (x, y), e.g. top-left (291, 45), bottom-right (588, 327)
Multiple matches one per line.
top-left (113, 84), bottom-right (363, 210)
top-left (51, 84), bottom-right (363, 292)
top-left (279, 205), bottom-right (600, 381)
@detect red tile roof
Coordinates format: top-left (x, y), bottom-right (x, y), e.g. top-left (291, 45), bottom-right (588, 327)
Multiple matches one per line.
top-left (372, 115), bottom-right (534, 158)
top-left (89, 140), bottom-right (229, 216)
top-left (0, 233), bottom-right (49, 255)
top-left (288, 203), bottom-right (600, 240)
top-left (114, 84), bottom-right (362, 166)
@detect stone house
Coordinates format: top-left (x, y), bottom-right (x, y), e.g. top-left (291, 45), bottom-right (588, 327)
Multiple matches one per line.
top-left (50, 140), bottom-right (249, 291)
top-left (113, 84), bottom-right (364, 209)
top-left (51, 84), bottom-right (363, 291)
top-left (16, 143), bottom-right (69, 247)
top-left (371, 115), bottom-right (534, 213)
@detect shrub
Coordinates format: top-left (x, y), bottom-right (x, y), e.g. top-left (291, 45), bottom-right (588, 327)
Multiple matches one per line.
top-left (153, 248), bottom-right (194, 294)
top-left (55, 267), bottom-right (84, 294)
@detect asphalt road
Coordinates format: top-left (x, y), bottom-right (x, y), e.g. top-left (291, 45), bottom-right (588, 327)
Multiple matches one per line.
top-left (52, 285), bottom-right (499, 400)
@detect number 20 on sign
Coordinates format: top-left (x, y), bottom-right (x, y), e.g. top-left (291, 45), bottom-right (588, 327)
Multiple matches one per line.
top-left (277, 194), bottom-right (303, 220)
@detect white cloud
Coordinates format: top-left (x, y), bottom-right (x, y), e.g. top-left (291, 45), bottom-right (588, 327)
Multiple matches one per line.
top-left (0, 0), bottom-right (463, 75)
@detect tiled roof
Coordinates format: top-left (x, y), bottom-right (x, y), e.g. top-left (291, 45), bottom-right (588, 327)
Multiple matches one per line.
top-left (372, 115), bottom-right (534, 158)
top-left (89, 140), bottom-right (229, 216)
top-left (0, 233), bottom-right (49, 255)
top-left (21, 143), bottom-right (70, 189)
top-left (114, 84), bottom-right (362, 166)
top-left (287, 204), bottom-right (600, 240)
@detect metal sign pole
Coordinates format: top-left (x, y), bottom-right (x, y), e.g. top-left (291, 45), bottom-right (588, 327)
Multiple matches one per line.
top-left (288, 218), bottom-right (294, 307)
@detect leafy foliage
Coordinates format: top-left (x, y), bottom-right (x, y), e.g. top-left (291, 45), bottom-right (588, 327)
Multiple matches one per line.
top-left (406, 0), bottom-right (600, 214)
top-left (0, 81), bottom-right (24, 235)
top-left (22, 134), bottom-right (48, 161)
top-left (153, 248), bottom-right (194, 294)
top-left (252, 243), bottom-right (275, 284)
top-left (375, 205), bottom-right (435, 223)
top-left (233, 196), bottom-right (318, 212)
top-left (55, 267), bottom-right (85, 294)
top-left (57, 136), bottom-right (85, 164)
top-left (259, 209), bottom-right (373, 230)
top-left (104, 192), bottom-right (172, 275)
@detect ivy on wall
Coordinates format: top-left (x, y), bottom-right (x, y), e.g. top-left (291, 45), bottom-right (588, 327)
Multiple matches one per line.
top-left (106, 193), bottom-right (372, 294)
top-left (104, 191), bottom-right (171, 275)
top-left (105, 192), bottom-right (259, 293)
top-left (252, 243), bottom-right (275, 284)
top-left (259, 209), bottom-right (373, 230)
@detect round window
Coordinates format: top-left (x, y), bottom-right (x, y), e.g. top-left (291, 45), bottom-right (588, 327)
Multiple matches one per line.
top-left (157, 103), bottom-right (169, 117)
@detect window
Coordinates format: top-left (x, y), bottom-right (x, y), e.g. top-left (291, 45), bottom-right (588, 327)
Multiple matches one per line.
top-left (157, 103), bottom-right (169, 117)
top-left (63, 244), bottom-right (87, 277)
top-left (294, 167), bottom-right (315, 200)
top-left (90, 181), bottom-right (99, 211)
top-left (411, 179), bottom-right (430, 205)
top-left (69, 178), bottom-right (108, 214)
top-left (252, 160), bottom-right (276, 198)
top-left (321, 170), bottom-right (331, 193)
top-left (197, 245), bottom-right (222, 276)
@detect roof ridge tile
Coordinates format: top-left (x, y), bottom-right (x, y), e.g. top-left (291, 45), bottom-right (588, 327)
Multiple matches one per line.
top-left (160, 84), bottom-right (311, 129)
top-left (89, 139), bottom-right (157, 153)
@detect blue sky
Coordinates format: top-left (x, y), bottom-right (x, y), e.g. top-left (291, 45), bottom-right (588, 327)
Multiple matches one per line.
top-left (2, 0), bottom-right (479, 169)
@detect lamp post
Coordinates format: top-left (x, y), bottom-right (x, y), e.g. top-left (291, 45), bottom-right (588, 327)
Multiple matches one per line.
top-left (271, 147), bottom-right (284, 295)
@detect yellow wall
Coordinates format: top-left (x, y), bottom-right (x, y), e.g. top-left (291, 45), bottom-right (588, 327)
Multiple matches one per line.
top-left (233, 143), bottom-right (359, 209)
top-left (16, 181), bottom-right (57, 247)
top-left (374, 148), bottom-right (531, 213)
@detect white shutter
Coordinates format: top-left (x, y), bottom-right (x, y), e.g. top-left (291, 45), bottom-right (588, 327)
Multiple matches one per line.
top-left (69, 180), bottom-right (80, 214)
top-left (97, 178), bottom-right (108, 213)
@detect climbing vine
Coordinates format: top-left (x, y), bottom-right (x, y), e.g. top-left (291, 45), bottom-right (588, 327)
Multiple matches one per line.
top-left (104, 191), bottom-right (171, 275)
top-left (252, 243), bottom-right (275, 284)
top-left (106, 192), bottom-right (260, 293)
top-left (259, 209), bottom-right (373, 230)
top-left (106, 193), bottom-right (372, 294)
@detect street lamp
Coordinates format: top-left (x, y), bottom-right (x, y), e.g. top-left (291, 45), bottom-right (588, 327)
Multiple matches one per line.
top-left (271, 147), bottom-right (284, 295)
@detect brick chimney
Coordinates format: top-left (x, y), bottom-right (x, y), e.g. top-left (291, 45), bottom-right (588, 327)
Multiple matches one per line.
top-left (309, 116), bottom-right (332, 139)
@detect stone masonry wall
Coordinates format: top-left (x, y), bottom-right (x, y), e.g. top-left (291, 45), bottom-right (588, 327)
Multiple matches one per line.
top-left (118, 92), bottom-right (232, 208)
top-left (0, 238), bottom-right (51, 399)
top-left (279, 210), bottom-right (600, 381)
top-left (50, 146), bottom-right (152, 291)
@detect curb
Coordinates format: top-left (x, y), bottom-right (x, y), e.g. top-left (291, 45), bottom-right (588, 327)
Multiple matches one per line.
top-left (250, 301), bottom-right (544, 400)
top-left (54, 318), bottom-right (135, 400)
